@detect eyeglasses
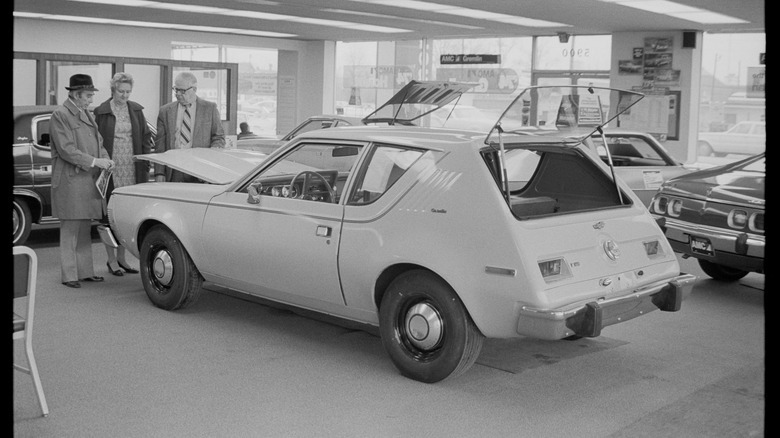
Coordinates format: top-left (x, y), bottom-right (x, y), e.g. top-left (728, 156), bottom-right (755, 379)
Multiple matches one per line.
top-left (172, 86), bottom-right (194, 94)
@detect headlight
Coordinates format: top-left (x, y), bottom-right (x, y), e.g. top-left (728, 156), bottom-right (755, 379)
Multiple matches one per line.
top-left (652, 195), bottom-right (668, 214)
top-left (728, 209), bottom-right (748, 229)
top-left (749, 212), bottom-right (764, 232)
top-left (669, 199), bottom-right (682, 217)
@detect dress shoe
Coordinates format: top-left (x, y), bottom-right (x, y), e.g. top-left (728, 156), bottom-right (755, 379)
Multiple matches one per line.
top-left (62, 281), bottom-right (81, 288)
top-left (107, 262), bottom-right (124, 276)
top-left (79, 276), bottom-right (105, 282)
top-left (117, 261), bottom-right (139, 274)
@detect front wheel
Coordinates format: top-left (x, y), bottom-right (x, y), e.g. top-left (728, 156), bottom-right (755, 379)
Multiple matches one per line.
top-left (140, 225), bottom-right (203, 310)
top-left (698, 259), bottom-right (749, 282)
top-left (379, 270), bottom-right (484, 383)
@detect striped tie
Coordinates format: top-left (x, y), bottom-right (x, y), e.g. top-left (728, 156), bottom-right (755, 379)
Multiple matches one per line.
top-left (179, 104), bottom-right (192, 148)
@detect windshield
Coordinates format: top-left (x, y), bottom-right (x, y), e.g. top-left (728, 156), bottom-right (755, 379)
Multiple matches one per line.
top-left (485, 85), bottom-right (645, 144)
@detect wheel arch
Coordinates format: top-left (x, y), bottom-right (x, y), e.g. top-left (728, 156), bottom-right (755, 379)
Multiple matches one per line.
top-left (373, 264), bottom-right (473, 318)
top-left (13, 190), bottom-right (43, 223)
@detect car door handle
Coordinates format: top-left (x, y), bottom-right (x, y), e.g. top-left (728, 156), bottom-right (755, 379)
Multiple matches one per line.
top-left (316, 226), bottom-right (331, 237)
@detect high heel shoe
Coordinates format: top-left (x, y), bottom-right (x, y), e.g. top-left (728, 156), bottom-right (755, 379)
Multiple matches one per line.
top-left (117, 261), bottom-right (139, 274)
top-left (107, 261), bottom-right (124, 276)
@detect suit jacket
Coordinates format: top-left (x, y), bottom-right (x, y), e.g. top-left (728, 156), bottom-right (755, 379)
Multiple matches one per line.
top-left (94, 99), bottom-right (155, 192)
top-left (49, 99), bottom-right (109, 220)
top-left (154, 97), bottom-right (225, 179)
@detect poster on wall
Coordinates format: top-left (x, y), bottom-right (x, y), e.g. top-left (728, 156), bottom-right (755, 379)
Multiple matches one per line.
top-left (618, 60), bottom-right (642, 75)
top-left (617, 90), bottom-right (680, 140)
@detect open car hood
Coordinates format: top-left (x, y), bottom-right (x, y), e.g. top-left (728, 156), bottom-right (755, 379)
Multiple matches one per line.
top-left (134, 148), bottom-right (268, 184)
top-left (361, 80), bottom-right (475, 125)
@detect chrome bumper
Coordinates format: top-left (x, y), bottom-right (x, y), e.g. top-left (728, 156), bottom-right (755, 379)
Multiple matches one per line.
top-left (516, 273), bottom-right (697, 340)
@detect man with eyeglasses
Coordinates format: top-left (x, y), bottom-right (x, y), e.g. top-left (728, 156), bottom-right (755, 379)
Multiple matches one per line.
top-left (154, 71), bottom-right (225, 182)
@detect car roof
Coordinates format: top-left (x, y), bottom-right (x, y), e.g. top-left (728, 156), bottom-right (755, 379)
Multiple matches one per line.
top-left (14, 105), bottom-right (59, 119)
top-left (294, 124), bottom-right (581, 151)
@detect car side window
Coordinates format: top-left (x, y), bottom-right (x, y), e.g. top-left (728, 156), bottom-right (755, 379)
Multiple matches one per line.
top-left (348, 144), bottom-right (423, 205)
top-left (602, 135), bottom-right (665, 166)
top-left (34, 116), bottom-right (51, 148)
top-left (246, 142), bottom-right (362, 204)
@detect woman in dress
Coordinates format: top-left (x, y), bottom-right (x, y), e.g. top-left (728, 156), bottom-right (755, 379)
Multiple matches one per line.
top-left (94, 72), bottom-right (154, 276)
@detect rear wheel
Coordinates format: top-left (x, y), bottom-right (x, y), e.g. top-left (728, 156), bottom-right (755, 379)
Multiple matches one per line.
top-left (139, 225), bottom-right (203, 310)
top-left (13, 198), bottom-right (32, 246)
top-left (379, 270), bottom-right (484, 383)
top-left (698, 259), bottom-right (749, 282)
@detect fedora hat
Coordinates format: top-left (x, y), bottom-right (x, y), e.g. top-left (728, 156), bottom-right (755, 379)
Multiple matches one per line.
top-left (66, 74), bottom-right (99, 91)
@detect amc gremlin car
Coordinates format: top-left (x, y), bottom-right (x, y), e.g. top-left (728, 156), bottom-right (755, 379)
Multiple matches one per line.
top-left (107, 83), bottom-right (695, 383)
top-left (650, 152), bottom-right (764, 281)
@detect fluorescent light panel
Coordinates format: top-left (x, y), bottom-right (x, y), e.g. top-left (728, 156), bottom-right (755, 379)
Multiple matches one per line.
top-left (352, 0), bottom-right (571, 27)
top-left (13, 11), bottom-right (298, 38)
top-left (65, 0), bottom-right (412, 33)
top-left (600, 0), bottom-right (748, 24)
top-left (321, 8), bottom-right (483, 30)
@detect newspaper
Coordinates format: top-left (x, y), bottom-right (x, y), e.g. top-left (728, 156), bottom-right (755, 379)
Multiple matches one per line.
top-left (96, 168), bottom-right (113, 198)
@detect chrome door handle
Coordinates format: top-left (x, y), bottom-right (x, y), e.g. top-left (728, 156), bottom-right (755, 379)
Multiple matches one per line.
top-left (316, 226), bottom-right (331, 237)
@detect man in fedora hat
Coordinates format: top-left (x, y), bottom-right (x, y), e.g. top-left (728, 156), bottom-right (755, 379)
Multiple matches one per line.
top-left (49, 73), bottom-right (115, 288)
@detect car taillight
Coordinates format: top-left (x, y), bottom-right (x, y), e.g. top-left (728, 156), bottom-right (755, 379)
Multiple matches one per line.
top-left (538, 258), bottom-right (571, 283)
top-left (749, 212), bottom-right (764, 232)
top-left (728, 209), bottom-right (748, 229)
top-left (643, 240), bottom-right (660, 256)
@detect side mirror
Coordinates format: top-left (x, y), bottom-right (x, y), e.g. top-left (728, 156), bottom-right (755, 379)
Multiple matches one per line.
top-left (247, 182), bottom-right (262, 204)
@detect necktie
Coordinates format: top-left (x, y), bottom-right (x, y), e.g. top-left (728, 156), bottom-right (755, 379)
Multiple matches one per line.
top-left (179, 104), bottom-right (192, 148)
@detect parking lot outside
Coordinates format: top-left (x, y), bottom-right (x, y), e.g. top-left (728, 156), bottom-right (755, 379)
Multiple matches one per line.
top-left (13, 229), bottom-right (764, 437)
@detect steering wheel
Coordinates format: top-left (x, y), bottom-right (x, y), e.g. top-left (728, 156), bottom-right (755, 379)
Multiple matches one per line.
top-left (289, 170), bottom-right (336, 203)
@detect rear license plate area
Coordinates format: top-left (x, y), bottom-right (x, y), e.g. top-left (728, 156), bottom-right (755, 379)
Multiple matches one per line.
top-left (690, 236), bottom-right (714, 256)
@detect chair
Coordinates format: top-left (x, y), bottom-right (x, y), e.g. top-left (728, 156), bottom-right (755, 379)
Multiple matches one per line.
top-left (13, 245), bottom-right (49, 417)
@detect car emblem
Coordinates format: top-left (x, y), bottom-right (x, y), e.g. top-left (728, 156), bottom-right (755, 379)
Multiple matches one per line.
top-left (593, 221), bottom-right (605, 230)
top-left (603, 240), bottom-right (621, 260)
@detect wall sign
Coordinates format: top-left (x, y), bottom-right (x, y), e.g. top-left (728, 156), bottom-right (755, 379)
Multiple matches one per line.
top-left (440, 54), bottom-right (501, 64)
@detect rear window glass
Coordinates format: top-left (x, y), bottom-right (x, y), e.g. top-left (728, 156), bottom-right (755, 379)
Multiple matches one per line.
top-left (483, 146), bottom-right (628, 218)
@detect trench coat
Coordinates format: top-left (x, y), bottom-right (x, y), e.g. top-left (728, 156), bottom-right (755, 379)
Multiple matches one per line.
top-left (49, 99), bottom-right (109, 220)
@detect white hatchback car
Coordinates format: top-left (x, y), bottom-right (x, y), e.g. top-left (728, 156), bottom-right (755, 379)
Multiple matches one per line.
top-left (108, 82), bottom-right (695, 383)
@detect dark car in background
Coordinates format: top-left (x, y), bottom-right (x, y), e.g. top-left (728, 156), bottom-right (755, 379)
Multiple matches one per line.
top-left (13, 105), bottom-right (58, 245)
top-left (237, 115), bottom-right (364, 154)
top-left (589, 131), bottom-right (694, 207)
top-left (649, 152), bottom-right (764, 281)
top-left (13, 105), bottom-right (155, 245)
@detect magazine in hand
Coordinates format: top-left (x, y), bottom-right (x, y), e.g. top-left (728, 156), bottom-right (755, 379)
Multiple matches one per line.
top-left (96, 168), bottom-right (112, 198)
top-left (97, 224), bottom-right (119, 248)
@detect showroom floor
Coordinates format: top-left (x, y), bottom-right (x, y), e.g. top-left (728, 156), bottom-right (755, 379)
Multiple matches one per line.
top-left (13, 228), bottom-right (765, 437)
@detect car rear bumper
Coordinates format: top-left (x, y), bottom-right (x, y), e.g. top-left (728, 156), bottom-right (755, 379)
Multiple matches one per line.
top-left (516, 273), bottom-right (697, 340)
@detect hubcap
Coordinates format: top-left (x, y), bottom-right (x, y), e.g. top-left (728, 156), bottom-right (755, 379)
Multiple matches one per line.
top-left (404, 302), bottom-right (443, 351)
top-left (152, 249), bottom-right (174, 286)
